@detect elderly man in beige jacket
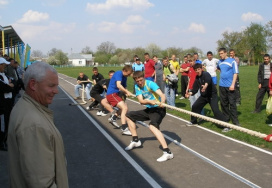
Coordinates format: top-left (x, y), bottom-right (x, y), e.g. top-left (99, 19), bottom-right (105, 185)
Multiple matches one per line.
top-left (8, 62), bottom-right (69, 188)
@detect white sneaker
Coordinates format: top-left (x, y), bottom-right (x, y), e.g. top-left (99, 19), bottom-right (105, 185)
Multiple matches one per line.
top-left (268, 124), bottom-right (272, 127)
top-left (97, 111), bottom-right (107, 116)
top-left (186, 123), bottom-right (198, 127)
top-left (157, 152), bottom-right (174, 162)
top-left (86, 107), bottom-right (90, 110)
top-left (125, 140), bottom-right (141, 150)
top-left (108, 116), bottom-right (120, 128)
top-left (175, 94), bottom-right (178, 97)
top-left (121, 127), bottom-right (132, 136)
top-left (222, 128), bottom-right (232, 133)
top-left (179, 96), bottom-right (185, 100)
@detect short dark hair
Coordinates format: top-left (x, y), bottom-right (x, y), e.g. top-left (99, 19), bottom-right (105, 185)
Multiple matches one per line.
top-left (153, 55), bottom-right (157, 58)
top-left (207, 51), bottom-right (213, 55)
top-left (122, 65), bottom-right (133, 72)
top-left (134, 55), bottom-right (138, 58)
top-left (162, 57), bottom-right (168, 61)
top-left (264, 54), bottom-right (270, 59)
top-left (229, 49), bottom-right (235, 53)
top-left (133, 71), bottom-right (144, 80)
top-left (193, 63), bottom-right (202, 70)
top-left (108, 70), bottom-right (115, 75)
top-left (93, 67), bottom-right (98, 71)
top-left (193, 52), bottom-right (198, 55)
top-left (144, 53), bottom-right (149, 56)
top-left (218, 48), bottom-right (227, 53)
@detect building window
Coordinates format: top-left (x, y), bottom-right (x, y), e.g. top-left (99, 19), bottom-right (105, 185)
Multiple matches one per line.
top-left (79, 61), bottom-right (82, 65)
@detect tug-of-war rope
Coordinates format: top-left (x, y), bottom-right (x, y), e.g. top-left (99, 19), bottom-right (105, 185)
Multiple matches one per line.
top-left (154, 101), bottom-right (272, 142)
top-left (69, 85), bottom-right (272, 142)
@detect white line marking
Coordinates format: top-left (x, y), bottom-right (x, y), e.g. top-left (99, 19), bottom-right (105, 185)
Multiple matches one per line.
top-left (58, 85), bottom-right (162, 188)
top-left (137, 121), bottom-right (261, 188)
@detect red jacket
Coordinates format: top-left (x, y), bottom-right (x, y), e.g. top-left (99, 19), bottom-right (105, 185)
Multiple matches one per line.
top-left (188, 67), bottom-right (196, 90)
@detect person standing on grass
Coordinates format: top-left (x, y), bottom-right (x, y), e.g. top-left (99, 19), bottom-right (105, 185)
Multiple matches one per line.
top-left (179, 55), bottom-right (190, 99)
top-left (217, 48), bottom-right (240, 131)
top-left (169, 54), bottom-right (180, 97)
top-left (252, 54), bottom-right (272, 113)
top-left (125, 71), bottom-right (174, 162)
top-left (153, 55), bottom-right (165, 93)
top-left (144, 53), bottom-right (155, 81)
top-left (187, 64), bottom-right (228, 131)
top-left (202, 51), bottom-right (218, 85)
top-left (106, 65), bottom-right (133, 135)
top-left (229, 49), bottom-right (241, 106)
top-left (163, 57), bottom-right (176, 107)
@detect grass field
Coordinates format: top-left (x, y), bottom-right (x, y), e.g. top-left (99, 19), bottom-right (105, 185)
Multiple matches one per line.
top-left (56, 66), bottom-right (272, 151)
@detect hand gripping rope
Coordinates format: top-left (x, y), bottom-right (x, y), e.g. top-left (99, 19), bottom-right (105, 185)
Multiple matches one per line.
top-left (69, 81), bottom-right (93, 106)
top-left (152, 101), bottom-right (272, 142)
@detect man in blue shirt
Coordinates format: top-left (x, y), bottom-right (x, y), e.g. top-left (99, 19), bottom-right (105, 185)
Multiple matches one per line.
top-left (194, 52), bottom-right (202, 64)
top-left (217, 48), bottom-right (240, 132)
top-left (125, 71), bottom-right (174, 162)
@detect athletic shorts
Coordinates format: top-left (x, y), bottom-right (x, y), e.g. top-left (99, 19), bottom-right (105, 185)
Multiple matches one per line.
top-left (91, 92), bottom-right (104, 103)
top-left (212, 76), bottom-right (217, 85)
top-left (106, 93), bottom-right (123, 107)
top-left (126, 107), bottom-right (166, 129)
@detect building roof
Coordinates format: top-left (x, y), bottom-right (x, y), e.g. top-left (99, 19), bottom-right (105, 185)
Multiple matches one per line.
top-left (69, 53), bottom-right (93, 60)
top-left (0, 25), bottom-right (24, 49)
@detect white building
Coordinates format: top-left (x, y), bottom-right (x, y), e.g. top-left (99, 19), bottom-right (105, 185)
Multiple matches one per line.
top-left (68, 53), bottom-right (94, 66)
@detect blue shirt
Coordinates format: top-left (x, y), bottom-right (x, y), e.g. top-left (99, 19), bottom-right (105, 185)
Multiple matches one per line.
top-left (132, 63), bottom-right (145, 72)
top-left (195, 59), bottom-right (202, 64)
top-left (135, 80), bottom-right (161, 108)
top-left (217, 58), bottom-right (239, 87)
top-left (107, 70), bottom-right (127, 95)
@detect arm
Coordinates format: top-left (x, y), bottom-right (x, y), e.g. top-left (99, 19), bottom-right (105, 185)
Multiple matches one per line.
top-left (257, 64), bottom-right (262, 88)
top-left (229, 73), bottom-right (238, 91)
top-left (116, 81), bottom-right (132, 96)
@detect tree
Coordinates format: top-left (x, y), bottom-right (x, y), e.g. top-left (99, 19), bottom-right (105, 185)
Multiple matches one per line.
top-left (131, 47), bottom-right (146, 61)
top-left (164, 47), bottom-right (183, 60)
top-left (109, 55), bottom-right (119, 64)
top-left (145, 43), bottom-right (161, 57)
top-left (265, 21), bottom-right (272, 50)
top-left (47, 56), bottom-right (57, 65)
top-left (81, 46), bottom-right (93, 54)
top-left (47, 48), bottom-right (58, 57)
top-left (117, 49), bottom-right (132, 64)
top-left (94, 53), bottom-right (111, 64)
top-left (31, 50), bottom-right (44, 58)
top-left (97, 41), bottom-right (116, 54)
top-left (55, 50), bottom-right (68, 65)
top-left (244, 23), bottom-right (268, 64)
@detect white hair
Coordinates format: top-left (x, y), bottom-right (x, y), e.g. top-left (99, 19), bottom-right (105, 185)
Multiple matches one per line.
top-left (23, 62), bottom-right (57, 87)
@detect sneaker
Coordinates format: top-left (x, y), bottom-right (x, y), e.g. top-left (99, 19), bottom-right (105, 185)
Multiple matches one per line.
top-left (74, 97), bottom-right (80, 100)
top-left (125, 140), bottom-right (141, 150)
top-left (121, 127), bottom-right (132, 136)
top-left (179, 96), bottom-right (185, 100)
top-left (268, 124), bottom-right (272, 127)
top-left (175, 94), bottom-right (178, 97)
top-left (186, 122), bottom-right (198, 127)
top-left (222, 128), bottom-right (232, 133)
top-left (157, 152), bottom-right (174, 162)
top-left (108, 116), bottom-right (120, 128)
top-left (97, 111), bottom-right (107, 116)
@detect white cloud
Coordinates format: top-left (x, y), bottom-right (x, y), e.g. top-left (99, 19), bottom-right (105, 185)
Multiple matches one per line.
top-left (241, 12), bottom-right (263, 22)
top-left (188, 23), bottom-right (205, 33)
top-left (18, 10), bottom-right (49, 23)
top-left (96, 15), bottom-right (147, 34)
top-left (0, 0), bottom-right (9, 6)
top-left (86, 0), bottom-right (154, 13)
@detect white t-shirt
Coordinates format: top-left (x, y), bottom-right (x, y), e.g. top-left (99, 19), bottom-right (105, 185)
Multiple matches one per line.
top-left (202, 58), bottom-right (219, 77)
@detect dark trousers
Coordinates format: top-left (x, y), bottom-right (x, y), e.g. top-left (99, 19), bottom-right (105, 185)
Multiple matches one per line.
top-left (235, 75), bottom-right (241, 105)
top-left (255, 85), bottom-right (270, 112)
top-left (219, 86), bottom-right (239, 125)
top-left (181, 75), bottom-right (188, 97)
top-left (191, 94), bottom-right (227, 126)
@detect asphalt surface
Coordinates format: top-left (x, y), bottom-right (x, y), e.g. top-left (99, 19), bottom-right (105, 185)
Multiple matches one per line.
top-left (1, 73), bottom-right (272, 188)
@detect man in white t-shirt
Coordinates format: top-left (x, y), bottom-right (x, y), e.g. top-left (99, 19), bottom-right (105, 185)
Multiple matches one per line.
top-left (202, 51), bottom-right (219, 85)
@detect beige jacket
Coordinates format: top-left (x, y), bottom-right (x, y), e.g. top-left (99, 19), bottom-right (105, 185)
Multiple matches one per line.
top-left (8, 93), bottom-right (69, 188)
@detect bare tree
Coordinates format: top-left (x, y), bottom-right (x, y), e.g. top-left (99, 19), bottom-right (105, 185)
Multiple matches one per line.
top-left (31, 50), bottom-right (44, 58)
top-left (145, 43), bottom-right (161, 57)
top-left (81, 46), bottom-right (93, 54)
top-left (97, 41), bottom-right (116, 54)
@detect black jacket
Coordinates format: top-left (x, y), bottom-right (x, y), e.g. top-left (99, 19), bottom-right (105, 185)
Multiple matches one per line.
top-left (257, 63), bottom-right (272, 86)
top-left (0, 75), bottom-right (14, 114)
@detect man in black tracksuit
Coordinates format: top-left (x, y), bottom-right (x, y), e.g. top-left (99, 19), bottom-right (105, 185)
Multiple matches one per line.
top-left (189, 63), bottom-right (227, 126)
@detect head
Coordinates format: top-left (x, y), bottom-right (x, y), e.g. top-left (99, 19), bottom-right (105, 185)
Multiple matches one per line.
top-left (93, 67), bottom-right (98, 75)
top-left (264, 54), bottom-right (271, 64)
top-left (218, 48), bottom-right (227, 60)
top-left (187, 53), bottom-right (192, 59)
top-left (229, 49), bottom-right (236, 58)
top-left (133, 55), bottom-right (138, 62)
top-left (162, 57), bottom-right (169, 66)
top-left (79, 72), bottom-right (84, 78)
top-left (8, 58), bottom-right (15, 67)
top-left (171, 54), bottom-right (176, 61)
top-left (122, 65), bottom-right (133, 77)
top-left (133, 71), bottom-right (145, 87)
top-left (193, 53), bottom-right (199, 60)
top-left (207, 51), bottom-right (213, 61)
top-left (188, 57), bottom-right (195, 66)
top-left (0, 57), bottom-right (10, 72)
top-left (153, 55), bottom-right (158, 63)
top-left (144, 53), bottom-right (150, 61)
top-left (193, 63), bottom-right (203, 76)
top-left (183, 55), bottom-right (188, 63)
top-left (24, 62), bottom-right (59, 107)
top-left (108, 70), bottom-right (115, 79)
top-left (135, 58), bottom-right (141, 64)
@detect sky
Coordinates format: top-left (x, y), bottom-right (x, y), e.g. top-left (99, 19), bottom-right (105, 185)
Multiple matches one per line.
top-left (1, 0), bottom-right (272, 56)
